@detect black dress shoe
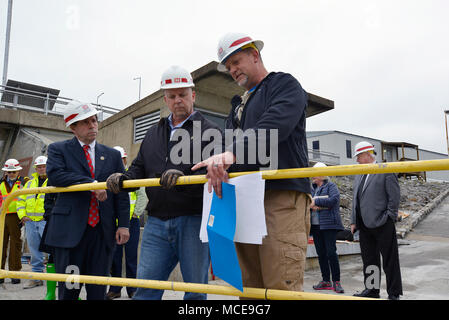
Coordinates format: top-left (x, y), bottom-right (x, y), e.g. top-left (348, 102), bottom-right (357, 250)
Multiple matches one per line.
top-left (105, 291), bottom-right (121, 300)
top-left (11, 278), bottom-right (21, 284)
top-left (388, 294), bottom-right (400, 300)
top-left (353, 288), bottom-right (380, 298)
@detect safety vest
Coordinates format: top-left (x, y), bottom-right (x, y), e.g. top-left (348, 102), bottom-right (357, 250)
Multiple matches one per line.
top-left (17, 173), bottom-right (47, 221)
top-left (129, 190), bottom-right (137, 219)
top-left (0, 177), bottom-right (25, 214)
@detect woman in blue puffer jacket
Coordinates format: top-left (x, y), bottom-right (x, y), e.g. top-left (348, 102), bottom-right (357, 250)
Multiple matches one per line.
top-left (310, 162), bottom-right (345, 293)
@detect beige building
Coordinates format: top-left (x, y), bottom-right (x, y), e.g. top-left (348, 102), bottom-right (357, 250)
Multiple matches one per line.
top-left (98, 61), bottom-right (334, 160)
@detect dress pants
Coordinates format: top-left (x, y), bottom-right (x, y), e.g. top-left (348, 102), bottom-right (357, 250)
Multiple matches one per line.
top-left (359, 218), bottom-right (403, 296)
top-left (1, 213), bottom-right (22, 271)
top-left (109, 217), bottom-right (140, 296)
top-left (235, 190), bottom-right (311, 293)
top-left (54, 222), bottom-right (113, 300)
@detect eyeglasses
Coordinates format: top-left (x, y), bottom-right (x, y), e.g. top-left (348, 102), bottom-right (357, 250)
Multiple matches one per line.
top-left (6, 171), bottom-right (19, 174)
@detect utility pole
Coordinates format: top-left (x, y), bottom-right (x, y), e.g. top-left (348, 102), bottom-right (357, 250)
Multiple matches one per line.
top-left (445, 110), bottom-right (449, 156)
top-left (133, 77), bottom-right (141, 101)
top-left (2, 0), bottom-right (13, 87)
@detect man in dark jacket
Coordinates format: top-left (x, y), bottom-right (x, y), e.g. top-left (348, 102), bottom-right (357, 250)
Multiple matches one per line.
top-left (107, 65), bottom-right (222, 300)
top-left (192, 33), bottom-right (311, 292)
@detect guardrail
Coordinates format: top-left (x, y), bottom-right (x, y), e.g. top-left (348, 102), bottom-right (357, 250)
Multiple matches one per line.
top-left (0, 84), bottom-right (121, 120)
top-left (1, 159), bottom-right (449, 300)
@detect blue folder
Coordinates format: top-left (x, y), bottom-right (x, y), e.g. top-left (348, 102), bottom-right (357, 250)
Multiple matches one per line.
top-left (207, 182), bottom-right (243, 292)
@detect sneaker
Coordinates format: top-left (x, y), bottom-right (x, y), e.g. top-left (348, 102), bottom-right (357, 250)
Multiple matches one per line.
top-left (313, 281), bottom-right (333, 290)
top-left (353, 288), bottom-right (380, 298)
top-left (24, 279), bottom-right (43, 289)
top-left (333, 281), bottom-right (344, 293)
top-left (105, 291), bottom-right (121, 300)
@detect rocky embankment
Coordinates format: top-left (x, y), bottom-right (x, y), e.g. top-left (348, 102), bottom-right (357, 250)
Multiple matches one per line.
top-left (332, 176), bottom-right (449, 238)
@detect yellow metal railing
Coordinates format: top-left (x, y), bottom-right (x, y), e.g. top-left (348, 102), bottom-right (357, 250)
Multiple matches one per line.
top-left (1, 159), bottom-right (449, 300)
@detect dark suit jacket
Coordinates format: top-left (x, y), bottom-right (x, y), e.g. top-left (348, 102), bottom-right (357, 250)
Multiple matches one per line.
top-left (44, 137), bottom-right (129, 250)
top-left (351, 172), bottom-right (400, 229)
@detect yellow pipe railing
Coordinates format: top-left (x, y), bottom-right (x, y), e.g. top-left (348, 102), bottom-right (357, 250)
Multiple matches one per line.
top-left (1, 158), bottom-right (448, 300)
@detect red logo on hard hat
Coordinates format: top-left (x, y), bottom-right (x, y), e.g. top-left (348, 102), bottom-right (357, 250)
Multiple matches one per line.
top-left (64, 113), bottom-right (79, 123)
top-left (219, 47), bottom-right (223, 55)
top-left (230, 36), bottom-right (252, 48)
top-left (82, 104), bottom-right (89, 110)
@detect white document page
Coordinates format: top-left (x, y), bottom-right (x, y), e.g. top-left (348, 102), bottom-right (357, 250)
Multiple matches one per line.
top-left (200, 172), bottom-right (267, 244)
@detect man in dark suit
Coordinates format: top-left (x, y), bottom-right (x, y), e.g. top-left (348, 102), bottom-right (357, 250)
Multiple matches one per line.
top-left (45, 101), bottom-right (130, 300)
top-left (350, 141), bottom-right (402, 300)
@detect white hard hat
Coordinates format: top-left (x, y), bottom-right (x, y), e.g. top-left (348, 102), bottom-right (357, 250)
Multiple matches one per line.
top-left (34, 156), bottom-right (48, 166)
top-left (217, 32), bottom-right (264, 72)
top-left (160, 66), bottom-right (194, 90)
top-left (313, 162), bottom-right (327, 168)
top-left (2, 159), bottom-right (22, 172)
top-left (113, 146), bottom-right (127, 158)
top-left (353, 141), bottom-right (376, 158)
top-left (63, 100), bottom-right (99, 127)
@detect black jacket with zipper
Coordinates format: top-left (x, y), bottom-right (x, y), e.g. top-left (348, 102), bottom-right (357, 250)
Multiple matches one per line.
top-left (225, 71), bottom-right (311, 195)
top-left (125, 110), bottom-right (222, 218)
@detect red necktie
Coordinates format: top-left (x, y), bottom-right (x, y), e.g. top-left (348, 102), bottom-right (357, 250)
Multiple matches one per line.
top-left (82, 145), bottom-right (99, 227)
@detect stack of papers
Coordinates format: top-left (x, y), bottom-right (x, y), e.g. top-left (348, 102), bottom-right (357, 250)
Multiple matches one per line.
top-left (200, 172), bottom-right (267, 244)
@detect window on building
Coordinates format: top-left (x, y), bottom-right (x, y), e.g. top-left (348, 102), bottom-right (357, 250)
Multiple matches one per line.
top-left (133, 110), bottom-right (160, 143)
top-left (346, 140), bottom-right (352, 158)
top-left (312, 140), bottom-right (320, 159)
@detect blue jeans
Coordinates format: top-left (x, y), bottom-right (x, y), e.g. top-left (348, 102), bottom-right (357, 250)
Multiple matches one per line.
top-left (310, 225), bottom-right (340, 282)
top-left (25, 220), bottom-right (46, 273)
top-left (133, 215), bottom-right (210, 300)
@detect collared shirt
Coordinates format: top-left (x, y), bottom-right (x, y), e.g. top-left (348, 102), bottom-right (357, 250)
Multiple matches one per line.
top-left (167, 111), bottom-right (196, 139)
top-left (77, 139), bottom-right (96, 169)
top-left (361, 160), bottom-right (377, 190)
top-left (6, 177), bottom-right (16, 188)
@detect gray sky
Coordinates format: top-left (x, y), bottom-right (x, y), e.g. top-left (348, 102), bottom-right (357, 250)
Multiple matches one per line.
top-left (1, 0), bottom-right (448, 154)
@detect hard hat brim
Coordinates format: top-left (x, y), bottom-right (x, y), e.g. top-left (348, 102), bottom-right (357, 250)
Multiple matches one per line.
top-left (353, 149), bottom-right (375, 158)
top-left (2, 166), bottom-right (23, 171)
top-left (160, 83), bottom-right (195, 90)
top-left (217, 39), bottom-right (264, 72)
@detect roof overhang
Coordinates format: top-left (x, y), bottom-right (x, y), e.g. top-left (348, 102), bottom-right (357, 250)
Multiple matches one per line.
top-left (192, 61), bottom-right (334, 118)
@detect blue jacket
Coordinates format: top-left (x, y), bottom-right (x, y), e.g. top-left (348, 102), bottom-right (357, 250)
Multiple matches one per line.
top-left (225, 72), bottom-right (310, 194)
top-left (311, 180), bottom-right (344, 230)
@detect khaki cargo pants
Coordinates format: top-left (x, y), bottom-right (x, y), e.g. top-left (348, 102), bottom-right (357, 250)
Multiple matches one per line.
top-left (235, 190), bottom-right (311, 292)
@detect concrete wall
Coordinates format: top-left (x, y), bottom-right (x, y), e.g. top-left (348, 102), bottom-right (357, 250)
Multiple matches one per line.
top-left (97, 91), bottom-right (167, 159)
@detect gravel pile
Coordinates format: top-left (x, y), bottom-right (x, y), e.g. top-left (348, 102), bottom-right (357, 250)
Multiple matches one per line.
top-left (329, 175), bottom-right (449, 234)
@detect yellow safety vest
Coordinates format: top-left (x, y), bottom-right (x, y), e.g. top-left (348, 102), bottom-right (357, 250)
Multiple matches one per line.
top-left (17, 173), bottom-right (47, 221)
top-left (0, 178), bottom-right (25, 214)
top-left (129, 190), bottom-right (137, 219)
